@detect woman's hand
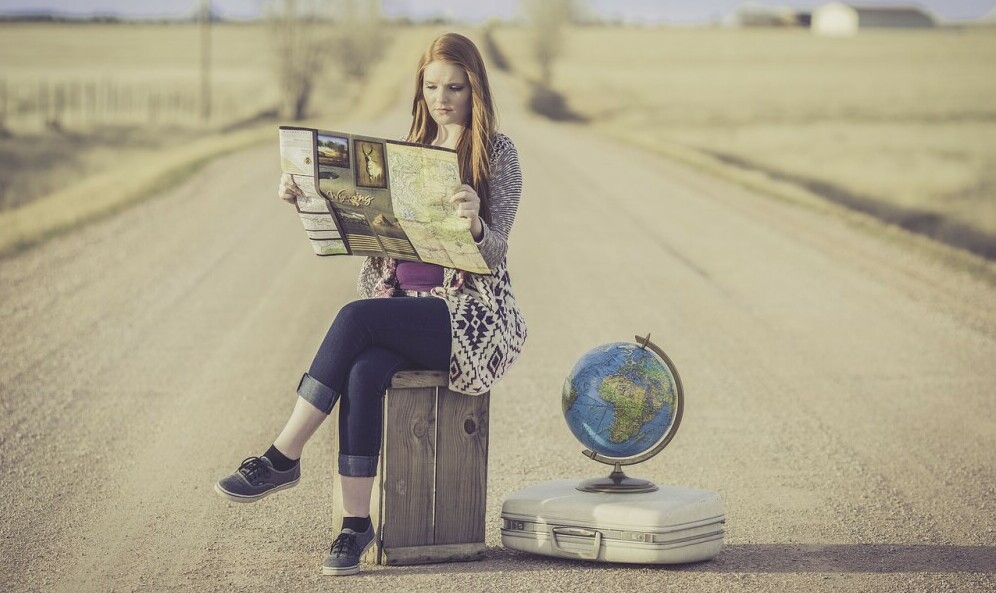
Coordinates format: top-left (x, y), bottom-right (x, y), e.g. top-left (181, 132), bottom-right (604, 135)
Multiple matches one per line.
top-left (450, 184), bottom-right (484, 240)
top-left (278, 173), bottom-right (303, 204)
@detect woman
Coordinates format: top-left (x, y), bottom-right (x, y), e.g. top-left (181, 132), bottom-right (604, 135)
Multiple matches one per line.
top-left (215, 32), bottom-right (526, 576)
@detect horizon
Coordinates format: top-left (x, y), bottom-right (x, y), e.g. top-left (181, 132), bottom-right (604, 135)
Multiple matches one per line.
top-left (0, 0), bottom-right (994, 24)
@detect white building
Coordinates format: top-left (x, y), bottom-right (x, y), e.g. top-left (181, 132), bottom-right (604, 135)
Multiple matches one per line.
top-left (812, 2), bottom-right (858, 35)
top-left (812, 2), bottom-right (937, 36)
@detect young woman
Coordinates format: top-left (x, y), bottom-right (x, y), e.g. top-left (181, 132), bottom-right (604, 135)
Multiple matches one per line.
top-left (215, 32), bottom-right (526, 576)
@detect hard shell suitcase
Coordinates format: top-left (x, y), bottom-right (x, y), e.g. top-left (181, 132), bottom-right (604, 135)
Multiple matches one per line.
top-left (501, 479), bottom-right (725, 564)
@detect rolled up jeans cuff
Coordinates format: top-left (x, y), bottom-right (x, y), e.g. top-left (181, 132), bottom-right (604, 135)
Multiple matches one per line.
top-left (338, 453), bottom-right (379, 477)
top-left (296, 372), bottom-right (340, 415)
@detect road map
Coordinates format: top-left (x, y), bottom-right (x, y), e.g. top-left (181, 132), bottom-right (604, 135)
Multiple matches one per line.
top-left (278, 126), bottom-right (489, 274)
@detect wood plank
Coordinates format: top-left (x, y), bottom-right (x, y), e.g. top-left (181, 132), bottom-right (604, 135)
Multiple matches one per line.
top-left (382, 386), bottom-right (437, 550)
top-left (433, 389), bottom-right (490, 545)
top-left (372, 417), bottom-right (386, 565)
top-left (382, 542), bottom-right (487, 566)
top-left (390, 370), bottom-right (448, 389)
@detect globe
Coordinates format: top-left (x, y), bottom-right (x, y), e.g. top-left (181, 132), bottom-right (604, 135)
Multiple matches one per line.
top-left (562, 335), bottom-right (684, 492)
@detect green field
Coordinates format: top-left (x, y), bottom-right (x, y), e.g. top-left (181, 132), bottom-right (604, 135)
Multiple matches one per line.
top-left (492, 26), bottom-right (996, 258)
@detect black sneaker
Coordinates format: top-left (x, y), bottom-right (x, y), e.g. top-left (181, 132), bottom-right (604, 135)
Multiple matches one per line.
top-left (321, 524), bottom-right (376, 576)
top-left (214, 456), bottom-right (300, 503)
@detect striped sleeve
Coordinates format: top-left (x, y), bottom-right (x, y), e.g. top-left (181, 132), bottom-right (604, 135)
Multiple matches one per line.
top-left (476, 133), bottom-right (522, 271)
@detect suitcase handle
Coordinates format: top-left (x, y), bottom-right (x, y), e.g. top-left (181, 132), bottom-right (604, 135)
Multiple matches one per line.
top-left (551, 527), bottom-right (602, 560)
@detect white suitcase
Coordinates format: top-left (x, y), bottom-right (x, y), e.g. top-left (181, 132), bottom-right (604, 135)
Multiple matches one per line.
top-left (501, 479), bottom-right (725, 564)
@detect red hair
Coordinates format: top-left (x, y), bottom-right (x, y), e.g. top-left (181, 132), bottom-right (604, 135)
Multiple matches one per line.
top-left (407, 33), bottom-right (497, 223)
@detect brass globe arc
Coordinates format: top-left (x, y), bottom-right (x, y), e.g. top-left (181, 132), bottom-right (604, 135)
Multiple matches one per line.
top-left (576, 334), bottom-right (685, 494)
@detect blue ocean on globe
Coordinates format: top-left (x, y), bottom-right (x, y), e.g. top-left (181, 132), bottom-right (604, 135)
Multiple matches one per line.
top-left (562, 342), bottom-right (678, 459)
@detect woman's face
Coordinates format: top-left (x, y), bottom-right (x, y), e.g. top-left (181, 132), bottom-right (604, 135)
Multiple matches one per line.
top-left (422, 60), bottom-right (471, 128)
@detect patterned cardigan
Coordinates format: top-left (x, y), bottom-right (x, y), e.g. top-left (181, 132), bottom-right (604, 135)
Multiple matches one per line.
top-left (356, 132), bottom-right (527, 395)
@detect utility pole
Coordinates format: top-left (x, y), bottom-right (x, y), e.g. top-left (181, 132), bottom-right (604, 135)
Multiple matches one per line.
top-left (200, 0), bottom-right (211, 122)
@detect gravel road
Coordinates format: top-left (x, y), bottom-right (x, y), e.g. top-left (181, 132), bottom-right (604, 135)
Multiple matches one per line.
top-left (2, 72), bottom-right (994, 593)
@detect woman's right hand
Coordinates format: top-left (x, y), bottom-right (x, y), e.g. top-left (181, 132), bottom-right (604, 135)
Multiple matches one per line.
top-left (278, 173), bottom-right (303, 204)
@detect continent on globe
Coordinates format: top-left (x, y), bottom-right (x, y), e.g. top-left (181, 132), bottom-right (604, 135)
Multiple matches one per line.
top-left (598, 358), bottom-right (669, 444)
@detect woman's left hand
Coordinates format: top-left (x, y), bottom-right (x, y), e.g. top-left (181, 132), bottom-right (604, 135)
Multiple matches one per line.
top-left (450, 184), bottom-right (484, 240)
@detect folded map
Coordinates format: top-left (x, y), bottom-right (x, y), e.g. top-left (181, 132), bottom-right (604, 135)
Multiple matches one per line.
top-left (278, 126), bottom-right (489, 273)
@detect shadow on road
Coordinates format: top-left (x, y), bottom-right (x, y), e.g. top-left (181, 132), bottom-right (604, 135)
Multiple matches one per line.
top-left (369, 544), bottom-right (995, 576)
top-left (687, 544), bottom-right (996, 573)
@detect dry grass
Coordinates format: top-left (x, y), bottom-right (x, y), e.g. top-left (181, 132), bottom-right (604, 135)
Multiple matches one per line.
top-left (0, 23), bottom-right (281, 129)
top-left (492, 26), bottom-right (996, 257)
top-left (0, 22), bottom-right (433, 211)
top-left (0, 23), bottom-right (440, 256)
top-left (0, 125), bottom-right (273, 256)
top-left (0, 23), bottom-right (283, 212)
top-left (0, 126), bottom-right (205, 210)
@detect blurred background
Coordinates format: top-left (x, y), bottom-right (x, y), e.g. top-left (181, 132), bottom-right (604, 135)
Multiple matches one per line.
top-left (3, 4), bottom-right (996, 590)
top-left (1, 0), bottom-right (994, 260)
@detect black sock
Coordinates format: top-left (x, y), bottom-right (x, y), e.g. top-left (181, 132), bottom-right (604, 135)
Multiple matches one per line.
top-left (263, 445), bottom-right (298, 472)
top-left (342, 516), bottom-right (371, 533)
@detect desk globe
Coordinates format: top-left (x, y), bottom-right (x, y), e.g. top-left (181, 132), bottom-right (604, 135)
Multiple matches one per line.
top-left (562, 334), bottom-right (683, 493)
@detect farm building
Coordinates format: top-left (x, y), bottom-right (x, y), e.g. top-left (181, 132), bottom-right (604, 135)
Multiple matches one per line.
top-left (812, 2), bottom-right (937, 36)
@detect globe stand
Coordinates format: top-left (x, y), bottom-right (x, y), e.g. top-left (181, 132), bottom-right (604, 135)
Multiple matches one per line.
top-left (577, 462), bottom-right (658, 494)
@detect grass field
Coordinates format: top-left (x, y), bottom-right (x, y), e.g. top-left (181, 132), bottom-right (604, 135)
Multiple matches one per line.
top-left (0, 22), bottom-right (442, 255)
top-left (491, 26), bottom-right (996, 258)
top-left (0, 23), bottom-right (281, 130)
top-left (0, 23), bottom-right (280, 212)
top-left (0, 22), bottom-right (432, 214)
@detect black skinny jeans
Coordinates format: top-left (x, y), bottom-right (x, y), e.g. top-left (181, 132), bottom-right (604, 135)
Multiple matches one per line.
top-left (296, 296), bottom-right (451, 477)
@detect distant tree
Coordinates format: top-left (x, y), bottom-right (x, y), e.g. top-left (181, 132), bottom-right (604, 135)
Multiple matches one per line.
top-left (268, 0), bottom-right (384, 121)
top-left (522, 0), bottom-right (575, 84)
top-left (269, 0), bottom-right (323, 120)
top-left (334, 23), bottom-right (384, 82)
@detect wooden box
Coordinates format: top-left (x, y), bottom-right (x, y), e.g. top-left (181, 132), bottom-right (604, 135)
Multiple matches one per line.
top-left (332, 370), bottom-right (490, 565)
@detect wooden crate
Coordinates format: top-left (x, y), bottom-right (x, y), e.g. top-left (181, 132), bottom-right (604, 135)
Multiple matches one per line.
top-left (332, 370), bottom-right (490, 565)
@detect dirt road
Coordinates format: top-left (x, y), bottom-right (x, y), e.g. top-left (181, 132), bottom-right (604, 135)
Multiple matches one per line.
top-left (2, 71), bottom-right (994, 593)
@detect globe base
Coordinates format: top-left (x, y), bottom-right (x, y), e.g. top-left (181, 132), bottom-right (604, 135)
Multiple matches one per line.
top-left (576, 466), bottom-right (659, 494)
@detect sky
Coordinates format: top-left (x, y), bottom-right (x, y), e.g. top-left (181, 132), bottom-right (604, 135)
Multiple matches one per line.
top-left (0, 0), bottom-right (993, 23)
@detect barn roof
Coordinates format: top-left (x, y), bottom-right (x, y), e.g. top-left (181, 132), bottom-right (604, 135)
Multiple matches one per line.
top-left (837, 2), bottom-right (936, 22)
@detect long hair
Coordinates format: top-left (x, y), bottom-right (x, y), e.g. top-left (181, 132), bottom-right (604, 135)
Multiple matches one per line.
top-left (407, 33), bottom-right (496, 223)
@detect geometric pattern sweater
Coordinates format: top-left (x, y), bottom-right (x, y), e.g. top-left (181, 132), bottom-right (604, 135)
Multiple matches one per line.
top-left (356, 132), bottom-right (527, 395)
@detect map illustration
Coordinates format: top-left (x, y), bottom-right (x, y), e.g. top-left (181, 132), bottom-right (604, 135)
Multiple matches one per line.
top-left (278, 126), bottom-right (489, 273)
top-left (386, 143), bottom-right (488, 272)
top-left (563, 342), bottom-right (679, 458)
